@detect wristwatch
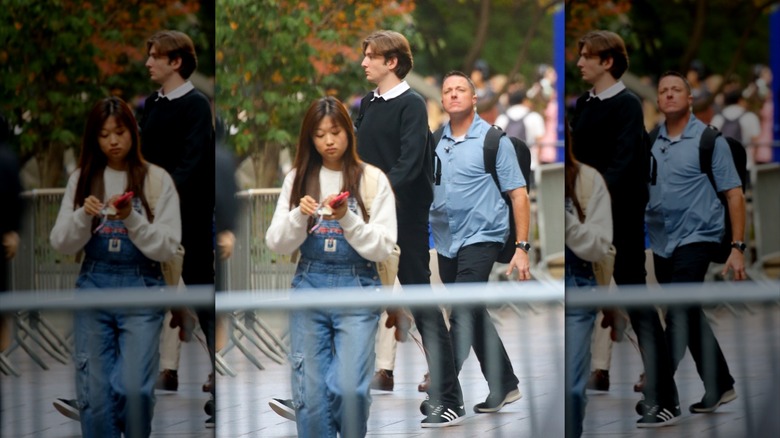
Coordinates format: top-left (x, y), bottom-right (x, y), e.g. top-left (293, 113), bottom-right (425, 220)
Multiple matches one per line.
top-left (515, 241), bottom-right (531, 253)
top-left (731, 241), bottom-right (746, 253)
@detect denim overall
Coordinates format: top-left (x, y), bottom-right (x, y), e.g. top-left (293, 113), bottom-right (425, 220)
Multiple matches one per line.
top-left (289, 198), bottom-right (382, 438)
top-left (564, 246), bottom-right (598, 438)
top-left (73, 198), bottom-right (165, 438)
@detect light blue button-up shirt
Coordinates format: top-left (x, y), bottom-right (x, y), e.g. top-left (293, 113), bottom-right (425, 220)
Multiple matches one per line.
top-left (645, 116), bottom-right (741, 258)
top-left (429, 115), bottom-right (525, 258)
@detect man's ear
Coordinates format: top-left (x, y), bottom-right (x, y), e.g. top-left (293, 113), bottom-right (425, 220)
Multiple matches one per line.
top-left (601, 56), bottom-right (614, 72)
top-left (385, 56), bottom-right (398, 72)
top-left (169, 56), bottom-right (182, 72)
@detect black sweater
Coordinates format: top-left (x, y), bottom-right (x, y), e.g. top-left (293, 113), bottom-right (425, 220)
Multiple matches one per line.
top-left (570, 89), bottom-right (648, 208)
top-left (356, 89), bottom-right (433, 215)
top-left (139, 88), bottom-right (214, 215)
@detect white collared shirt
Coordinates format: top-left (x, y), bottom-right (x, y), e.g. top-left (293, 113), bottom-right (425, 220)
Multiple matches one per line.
top-left (587, 81), bottom-right (626, 101)
top-left (157, 81), bottom-right (195, 101)
top-left (371, 81), bottom-right (410, 101)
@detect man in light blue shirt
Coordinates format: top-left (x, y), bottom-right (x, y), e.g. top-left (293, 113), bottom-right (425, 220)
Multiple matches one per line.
top-left (646, 71), bottom-right (746, 417)
top-left (429, 70), bottom-right (530, 414)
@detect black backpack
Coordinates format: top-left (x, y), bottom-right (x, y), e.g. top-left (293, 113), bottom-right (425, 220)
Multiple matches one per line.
top-left (433, 125), bottom-right (532, 263)
top-left (648, 125), bottom-right (747, 263)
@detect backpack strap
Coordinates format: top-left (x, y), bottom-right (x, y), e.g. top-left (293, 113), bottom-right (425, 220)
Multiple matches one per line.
top-left (574, 164), bottom-right (597, 220)
top-left (432, 125), bottom-right (445, 186)
top-left (354, 92), bottom-right (374, 131)
top-left (698, 125), bottom-right (720, 195)
top-left (483, 125), bottom-right (504, 191)
top-left (144, 164), bottom-right (166, 221)
top-left (360, 163), bottom-right (382, 219)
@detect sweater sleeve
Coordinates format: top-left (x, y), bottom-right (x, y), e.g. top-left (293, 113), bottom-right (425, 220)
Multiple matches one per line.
top-left (265, 170), bottom-right (310, 254)
top-left (602, 94), bottom-right (646, 192)
top-left (170, 93), bottom-right (213, 196)
top-left (565, 172), bottom-right (613, 262)
top-left (385, 95), bottom-right (429, 192)
top-left (50, 171), bottom-right (94, 255)
top-left (339, 170), bottom-right (397, 262)
top-left (123, 171), bottom-right (182, 262)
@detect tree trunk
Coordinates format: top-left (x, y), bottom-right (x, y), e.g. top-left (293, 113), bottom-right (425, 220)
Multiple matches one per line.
top-left (36, 141), bottom-right (64, 188)
top-left (251, 141), bottom-right (281, 188)
top-left (462, 0), bottom-right (492, 73)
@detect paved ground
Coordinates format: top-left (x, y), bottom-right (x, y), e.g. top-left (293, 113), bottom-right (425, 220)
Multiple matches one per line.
top-left (2, 300), bottom-right (778, 437)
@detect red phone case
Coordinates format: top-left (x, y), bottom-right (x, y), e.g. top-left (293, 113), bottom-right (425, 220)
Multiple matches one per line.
top-left (329, 191), bottom-right (350, 208)
top-left (114, 191), bottom-right (134, 207)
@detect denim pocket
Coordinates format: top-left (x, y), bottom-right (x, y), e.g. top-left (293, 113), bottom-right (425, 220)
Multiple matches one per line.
top-left (75, 354), bottom-right (89, 409)
top-left (290, 353), bottom-right (305, 409)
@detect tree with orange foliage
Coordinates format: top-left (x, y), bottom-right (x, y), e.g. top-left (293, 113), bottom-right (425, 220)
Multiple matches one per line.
top-left (0, 0), bottom-right (204, 187)
top-left (216, 0), bottom-right (414, 188)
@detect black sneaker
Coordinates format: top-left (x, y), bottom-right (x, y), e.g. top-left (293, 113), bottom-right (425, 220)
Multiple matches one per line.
top-left (420, 403), bottom-right (465, 428)
top-left (155, 369), bottom-right (178, 392)
top-left (473, 388), bottom-right (522, 413)
top-left (635, 397), bottom-right (652, 416)
top-left (689, 388), bottom-right (737, 413)
top-left (269, 398), bottom-right (296, 421)
top-left (420, 397), bottom-right (434, 416)
top-left (205, 416), bottom-right (214, 428)
top-left (636, 404), bottom-right (681, 428)
top-left (52, 398), bottom-right (80, 421)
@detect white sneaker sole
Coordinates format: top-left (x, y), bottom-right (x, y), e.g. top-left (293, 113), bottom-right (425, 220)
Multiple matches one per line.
top-left (268, 399), bottom-right (296, 422)
top-left (474, 388), bottom-right (523, 413)
top-left (52, 400), bottom-right (80, 422)
top-left (420, 414), bottom-right (465, 428)
top-left (690, 389), bottom-right (737, 413)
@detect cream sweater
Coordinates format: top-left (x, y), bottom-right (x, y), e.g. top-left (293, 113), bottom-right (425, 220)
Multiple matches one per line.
top-left (565, 164), bottom-right (613, 262)
top-left (50, 165), bottom-right (182, 262)
top-left (266, 165), bottom-right (397, 262)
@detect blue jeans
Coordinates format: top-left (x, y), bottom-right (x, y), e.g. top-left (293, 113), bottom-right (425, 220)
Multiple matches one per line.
top-left (289, 259), bottom-right (381, 438)
top-left (74, 260), bottom-right (165, 438)
top-left (565, 248), bottom-right (597, 438)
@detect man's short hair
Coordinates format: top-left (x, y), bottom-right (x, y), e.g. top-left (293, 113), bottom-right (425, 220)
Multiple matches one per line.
top-left (578, 30), bottom-right (629, 79)
top-left (508, 90), bottom-right (527, 106)
top-left (362, 30), bottom-right (413, 79)
top-left (659, 71), bottom-right (692, 94)
top-left (146, 30), bottom-right (198, 79)
top-left (442, 71), bottom-right (476, 95)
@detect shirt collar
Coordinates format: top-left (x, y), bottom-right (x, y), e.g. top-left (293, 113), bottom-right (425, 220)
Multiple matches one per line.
top-left (587, 81), bottom-right (626, 101)
top-left (371, 81), bottom-right (410, 101)
top-left (659, 114), bottom-right (700, 141)
top-left (443, 114), bottom-right (484, 141)
top-left (157, 81), bottom-right (194, 101)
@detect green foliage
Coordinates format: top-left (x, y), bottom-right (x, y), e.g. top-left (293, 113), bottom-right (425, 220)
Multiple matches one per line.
top-left (1, 1), bottom-right (211, 186)
top-left (216, 0), bottom-right (411, 159)
top-left (413, 0), bottom-right (555, 84)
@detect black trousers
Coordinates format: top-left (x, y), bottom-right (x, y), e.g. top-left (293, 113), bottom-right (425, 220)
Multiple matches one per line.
top-left (438, 242), bottom-right (519, 396)
top-left (613, 215), bottom-right (680, 407)
top-left (396, 216), bottom-right (464, 407)
top-left (181, 215), bottom-right (216, 381)
top-left (654, 242), bottom-right (735, 396)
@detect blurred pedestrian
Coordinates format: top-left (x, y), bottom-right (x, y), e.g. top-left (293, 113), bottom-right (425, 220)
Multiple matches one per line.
top-left (0, 112), bottom-right (23, 354)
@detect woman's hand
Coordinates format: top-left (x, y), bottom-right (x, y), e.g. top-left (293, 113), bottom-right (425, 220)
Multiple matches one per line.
top-left (299, 195), bottom-right (319, 217)
top-left (106, 194), bottom-right (132, 221)
top-left (83, 196), bottom-right (104, 217)
top-left (322, 194), bottom-right (348, 220)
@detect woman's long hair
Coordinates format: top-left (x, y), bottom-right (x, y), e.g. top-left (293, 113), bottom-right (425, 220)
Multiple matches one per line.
top-left (74, 97), bottom-right (152, 223)
top-left (289, 96), bottom-right (368, 223)
top-left (564, 119), bottom-right (585, 221)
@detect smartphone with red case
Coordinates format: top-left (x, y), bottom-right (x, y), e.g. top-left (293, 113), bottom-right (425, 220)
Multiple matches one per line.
top-left (113, 191), bottom-right (134, 208)
top-left (329, 191), bottom-right (350, 208)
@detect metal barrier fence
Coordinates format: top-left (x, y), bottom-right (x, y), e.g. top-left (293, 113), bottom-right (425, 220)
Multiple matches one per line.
top-left (213, 281), bottom-right (778, 437)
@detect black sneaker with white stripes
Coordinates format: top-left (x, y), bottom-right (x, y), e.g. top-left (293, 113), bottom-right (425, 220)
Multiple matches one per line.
top-left (420, 403), bottom-right (465, 428)
top-left (636, 403), bottom-right (681, 428)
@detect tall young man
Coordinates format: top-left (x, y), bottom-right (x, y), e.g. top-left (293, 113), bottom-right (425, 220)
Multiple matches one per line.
top-left (569, 30), bottom-right (680, 428)
top-left (431, 70), bottom-right (529, 413)
top-left (355, 30), bottom-right (465, 428)
top-left (649, 70), bottom-right (743, 414)
top-left (139, 29), bottom-right (215, 427)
